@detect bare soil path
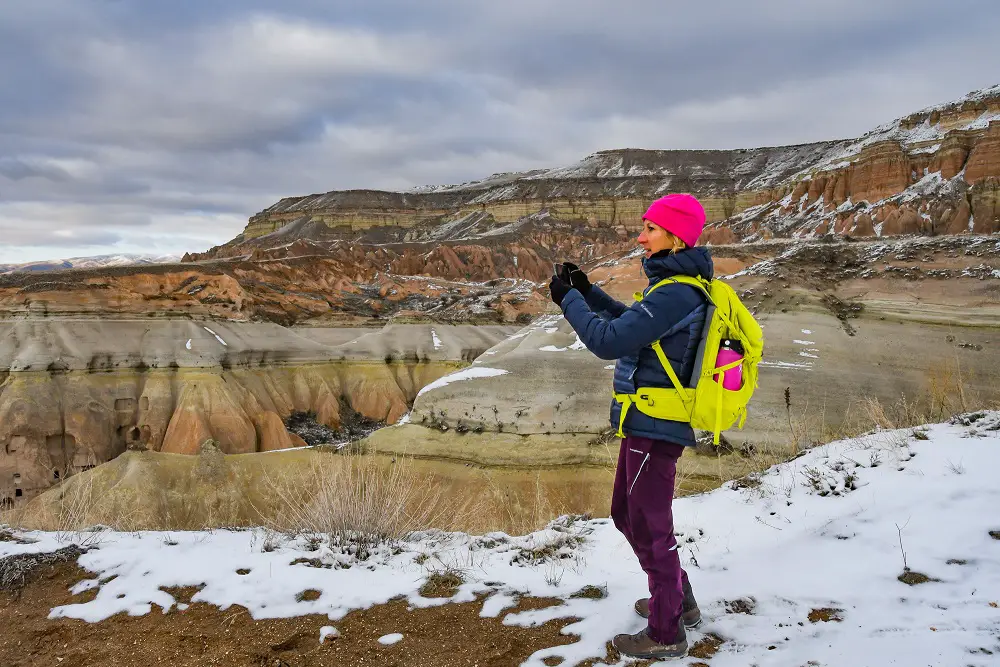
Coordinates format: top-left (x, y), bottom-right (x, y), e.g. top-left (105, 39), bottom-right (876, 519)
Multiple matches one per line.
top-left (0, 562), bottom-right (584, 667)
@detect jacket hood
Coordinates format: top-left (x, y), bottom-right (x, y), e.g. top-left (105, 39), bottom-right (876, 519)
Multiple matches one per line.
top-left (642, 247), bottom-right (714, 283)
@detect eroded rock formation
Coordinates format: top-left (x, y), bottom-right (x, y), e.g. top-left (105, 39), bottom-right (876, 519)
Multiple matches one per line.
top-left (0, 323), bottom-right (515, 504)
top-left (192, 85), bottom-right (1000, 258)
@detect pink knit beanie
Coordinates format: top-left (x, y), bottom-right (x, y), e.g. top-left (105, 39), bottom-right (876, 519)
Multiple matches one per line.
top-left (642, 194), bottom-right (706, 247)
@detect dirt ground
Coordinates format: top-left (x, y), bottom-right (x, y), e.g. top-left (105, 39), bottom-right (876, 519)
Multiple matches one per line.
top-left (0, 562), bottom-right (588, 667)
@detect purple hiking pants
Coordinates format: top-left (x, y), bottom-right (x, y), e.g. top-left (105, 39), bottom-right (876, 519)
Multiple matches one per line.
top-left (610, 434), bottom-right (690, 644)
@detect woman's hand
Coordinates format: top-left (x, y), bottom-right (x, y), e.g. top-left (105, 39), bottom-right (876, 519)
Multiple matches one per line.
top-left (559, 262), bottom-right (591, 295)
top-left (549, 275), bottom-right (571, 306)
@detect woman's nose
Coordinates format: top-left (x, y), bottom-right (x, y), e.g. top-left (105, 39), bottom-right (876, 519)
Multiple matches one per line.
top-left (637, 231), bottom-right (647, 243)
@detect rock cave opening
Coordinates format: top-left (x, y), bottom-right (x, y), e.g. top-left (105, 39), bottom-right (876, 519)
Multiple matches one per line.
top-left (284, 399), bottom-right (385, 447)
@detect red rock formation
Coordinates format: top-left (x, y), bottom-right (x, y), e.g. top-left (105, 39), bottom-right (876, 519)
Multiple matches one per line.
top-left (965, 122), bottom-right (1000, 184)
top-left (849, 142), bottom-right (910, 203)
top-left (941, 199), bottom-right (972, 235)
top-left (701, 225), bottom-right (738, 245)
top-left (971, 178), bottom-right (1000, 233)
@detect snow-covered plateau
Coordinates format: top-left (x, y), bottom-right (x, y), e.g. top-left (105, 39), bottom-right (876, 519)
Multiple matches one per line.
top-left (3, 413), bottom-right (999, 666)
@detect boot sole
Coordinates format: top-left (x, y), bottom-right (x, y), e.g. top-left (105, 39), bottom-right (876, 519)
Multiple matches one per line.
top-left (619, 648), bottom-right (688, 661)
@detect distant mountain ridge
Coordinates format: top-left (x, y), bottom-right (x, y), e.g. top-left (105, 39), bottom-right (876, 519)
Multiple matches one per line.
top-left (0, 253), bottom-right (181, 275)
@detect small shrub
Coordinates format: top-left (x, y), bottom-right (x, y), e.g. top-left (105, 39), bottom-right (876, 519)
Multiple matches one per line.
top-left (808, 607), bottom-right (844, 623)
top-left (290, 558), bottom-right (330, 569)
top-left (510, 534), bottom-right (584, 566)
top-left (419, 570), bottom-right (463, 598)
top-left (898, 568), bottom-right (935, 585)
top-left (295, 589), bottom-right (322, 602)
top-left (689, 633), bottom-right (725, 660)
top-left (724, 597), bottom-right (756, 614)
top-left (569, 584), bottom-right (607, 600)
top-left (257, 452), bottom-right (459, 561)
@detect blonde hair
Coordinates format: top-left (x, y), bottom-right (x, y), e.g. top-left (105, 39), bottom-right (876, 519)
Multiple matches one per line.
top-left (663, 230), bottom-right (688, 254)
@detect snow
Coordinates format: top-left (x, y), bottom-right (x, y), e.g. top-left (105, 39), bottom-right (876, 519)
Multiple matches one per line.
top-left (539, 336), bottom-right (587, 353)
top-left (480, 592), bottom-right (519, 618)
top-left (202, 326), bottom-right (227, 347)
top-left (319, 626), bottom-right (339, 643)
top-left (430, 329), bottom-right (443, 351)
top-left (5, 413), bottom-right (1000, 665)
top-left (759, 360), bottom-right (814, 370)
top-left (0, 253), bottom-right (181, 274)
top-left (792, 339), bottom-right (815, 346)
top-left (801, 329), bottom-right (813, 334)
top-left (185, 339), bottom-right (192, 350)
top-left (415, 367), bottom-right (510, 398)
top-left (909, 142), bottom-right (942, 156)
top-left (377, 633), bottom-right (404, 646)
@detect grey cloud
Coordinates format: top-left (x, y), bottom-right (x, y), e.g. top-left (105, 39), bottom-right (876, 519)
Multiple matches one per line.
top-left (1, 1), bottom-right (999, 262)
top-left (0, 158), bottom-right (72, 182)
top-left (0, 225), bottom-right (122, 248)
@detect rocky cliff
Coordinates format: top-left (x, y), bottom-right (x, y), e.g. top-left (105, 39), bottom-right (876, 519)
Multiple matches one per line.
top-left (0, 322), bottom-right (516, 505)
top-left (210, 85), bottom-right (1000, 254)
top-left (0, 257), bottom-right (549, 327)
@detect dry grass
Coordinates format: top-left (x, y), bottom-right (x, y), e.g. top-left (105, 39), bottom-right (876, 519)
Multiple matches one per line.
top-left (474, 468), bottom-right (611, 536)
top-left (7, 446), bottom-right (615, 537)
top-left (0, 544), bottom-right (85, 596)
top-left (253, 452), bottom-right (469, 557)
top-left (1, 470), bottom-right (141, 541)
top-left (418, 570), bottom-right (464, 598)
top-left (846, 357), bottom-right (984, 435)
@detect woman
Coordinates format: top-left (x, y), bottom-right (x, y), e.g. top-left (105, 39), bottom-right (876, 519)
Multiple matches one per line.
top-left (549, 193), bottom-right (710, 661)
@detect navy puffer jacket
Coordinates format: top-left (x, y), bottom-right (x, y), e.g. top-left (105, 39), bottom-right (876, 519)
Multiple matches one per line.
top-left (559, 247), bottom-right (713, 447)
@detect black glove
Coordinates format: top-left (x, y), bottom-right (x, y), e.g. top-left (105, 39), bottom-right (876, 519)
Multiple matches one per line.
top-left (559, 262), bottom-right (591, 295)
top-left (549, 275), bottom-right (572, 306)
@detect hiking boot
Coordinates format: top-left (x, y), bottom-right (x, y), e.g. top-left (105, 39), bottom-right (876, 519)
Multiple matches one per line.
top-left (612, 626), bottom-right (687, 660)
top-left (634, 579), bottom-right (702, 628)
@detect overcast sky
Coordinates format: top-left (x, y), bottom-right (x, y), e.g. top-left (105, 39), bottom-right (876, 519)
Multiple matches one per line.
top-left (2, 1), bottom-right (999, 263)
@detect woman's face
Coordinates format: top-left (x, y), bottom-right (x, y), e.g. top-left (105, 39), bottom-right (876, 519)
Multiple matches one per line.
top-left (637, 220), bottom-right (671, 258)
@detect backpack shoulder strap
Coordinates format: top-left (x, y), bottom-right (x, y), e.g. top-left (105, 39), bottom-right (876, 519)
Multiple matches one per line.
top-left (634, 275), bottom-right (712, 303)
top-left (632, 275), bottom-right (712, 401)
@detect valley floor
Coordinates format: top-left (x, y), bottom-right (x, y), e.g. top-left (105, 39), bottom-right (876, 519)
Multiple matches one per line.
top-left (3, 414), bottom-right (1000, 666)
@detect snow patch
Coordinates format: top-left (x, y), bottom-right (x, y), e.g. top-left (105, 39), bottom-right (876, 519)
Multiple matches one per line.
top-left (415, 367), bottom-right (510, 398)
top-left (760, 360), bottom-right (814, 370)
top-left (202, 327), bottom-right (227, 347)
top-left (377, 633), bottom-right (403, 646)
top-left (539, 336), bottom-right (587, 353)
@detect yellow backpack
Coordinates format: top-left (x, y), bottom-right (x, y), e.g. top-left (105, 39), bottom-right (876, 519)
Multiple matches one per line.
top-left (613, 275), bottom-right (764, 444)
